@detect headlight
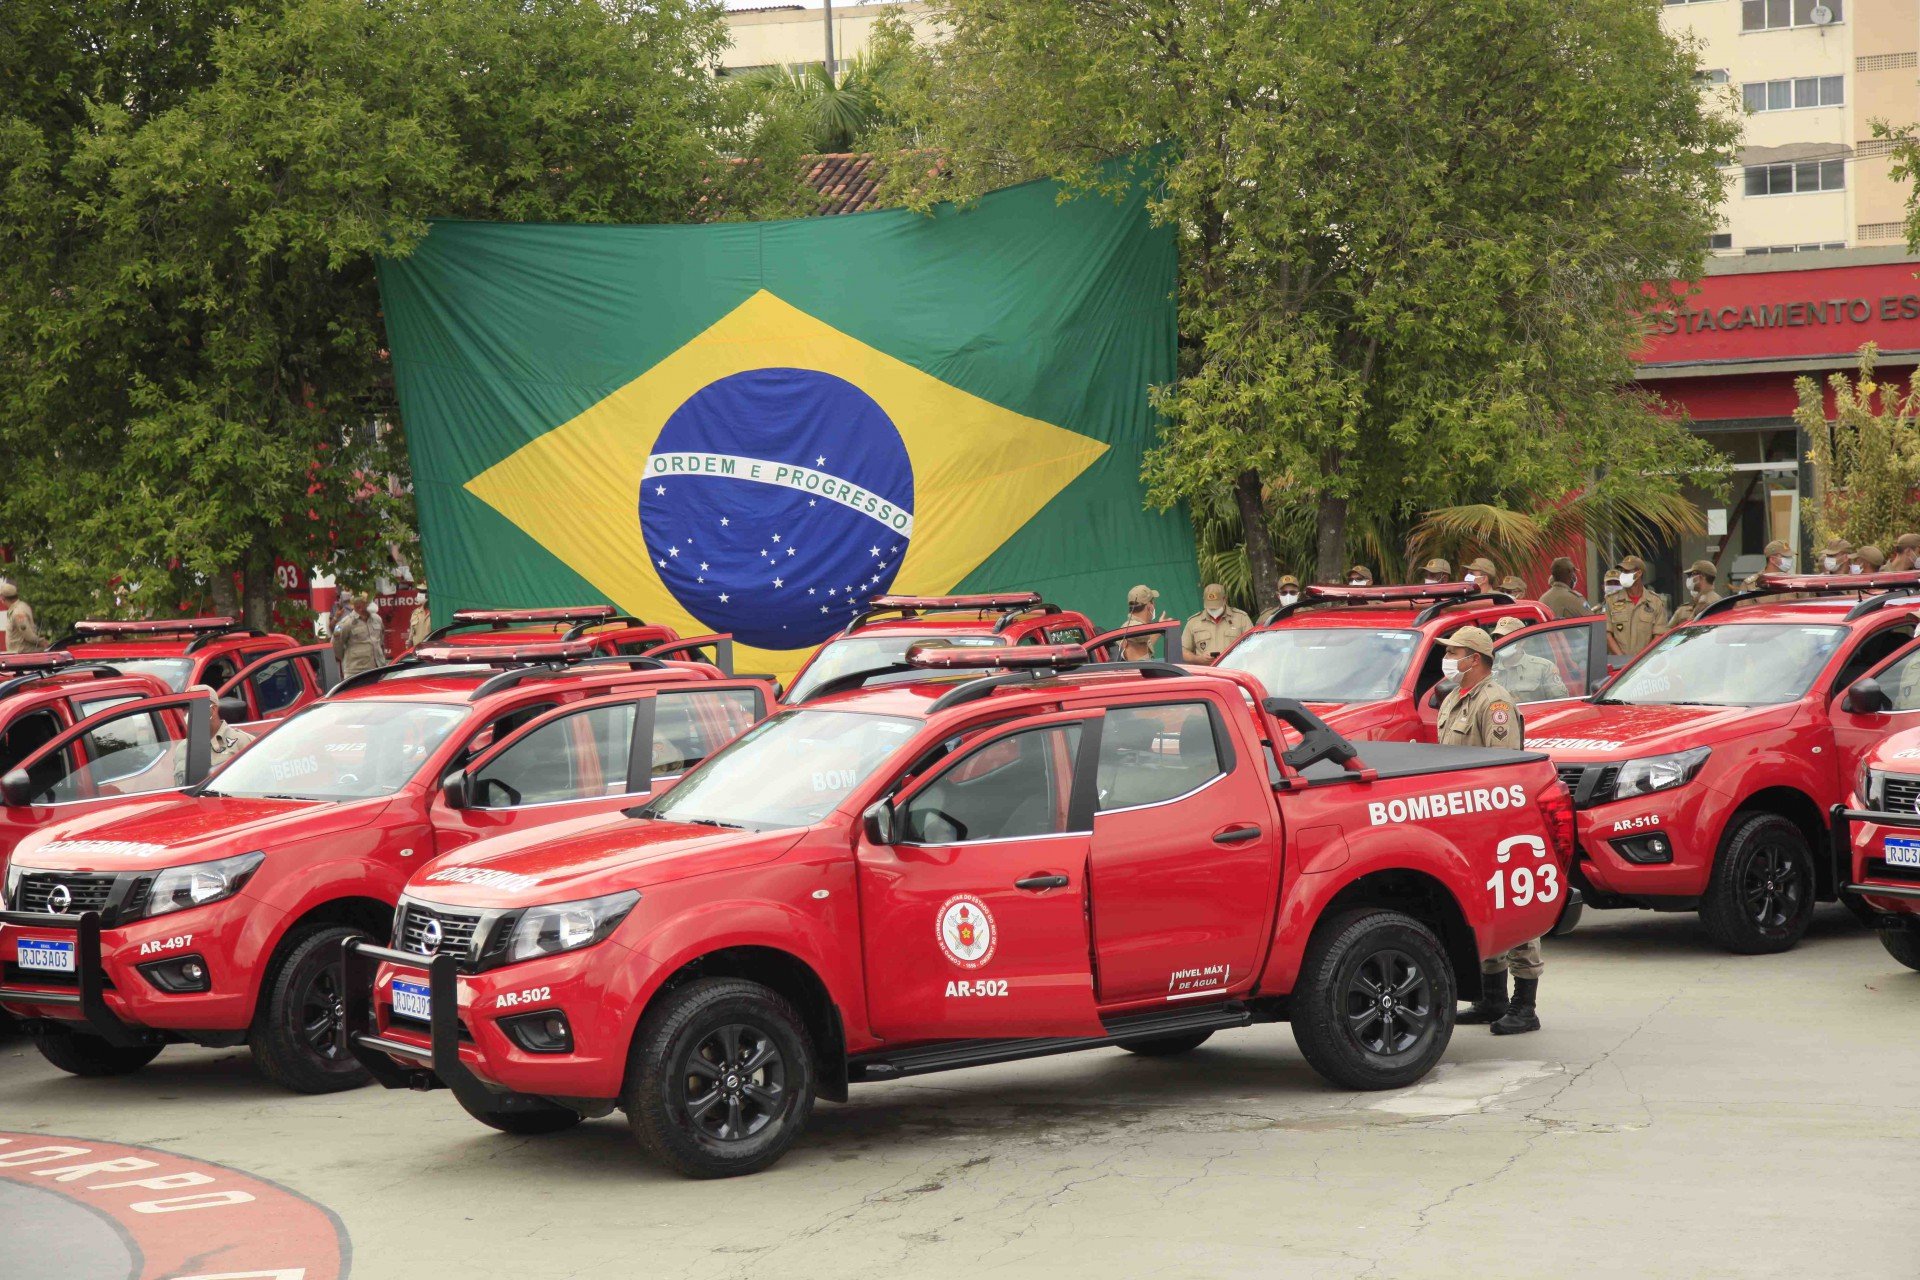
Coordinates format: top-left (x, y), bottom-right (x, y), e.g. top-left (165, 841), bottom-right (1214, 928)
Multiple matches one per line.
top-left (145, 852), bottom-right (266, 919)
top-left (1613, 747), bottom-right (1711, 801)
top-left (1858, 765), bottom-right (1886, 810)
top-left (504, 891), bottom-right (640, 965)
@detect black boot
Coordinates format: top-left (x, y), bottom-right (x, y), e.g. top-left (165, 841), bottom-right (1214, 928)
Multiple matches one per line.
top-left (1457, 971), bottom-right (1509, 1025)
top-left (1490, 978), bottom-right (1540, 1035)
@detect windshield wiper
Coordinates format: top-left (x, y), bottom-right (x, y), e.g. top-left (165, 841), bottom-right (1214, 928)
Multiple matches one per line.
top-left (685, 818), bottom-right (745, 830)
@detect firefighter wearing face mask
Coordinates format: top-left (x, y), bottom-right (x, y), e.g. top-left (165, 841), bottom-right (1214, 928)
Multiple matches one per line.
top-left (1119, 584), bottom-right (1170, 661)
top-left (1762, 538), bottom-right (1794, 576)
top-left (1667, 559), bottom-right (1722, 630)
top-left (1890, 534), bottom-right (1920, 574)
top-left (1183, 583), bottom-right (1253, 665)
top-left (1605, 555), bottom-right (1668, 656)
top-left (1438, 626), bottom-right (1542, 1035)
top-left (1498, 575), bottom-right (1529, 600)
top-left (1463, 557), bottom-right (1498, 591)
top-left (1851, 545), bottom-right (1886, 577)
top-left (1419, 558), bottom-right (1453, 585)
top-left (1276, 574), bottom-right (1303, 610)
top-left (1490, 615), bottom-right (1567, 702)
top-left (1602, 566), bottom-right (1623, 602)
top-left (1346, 565), bottom-right (1374, 587)
top-left (1820, 537), bottom-right (1853, 576)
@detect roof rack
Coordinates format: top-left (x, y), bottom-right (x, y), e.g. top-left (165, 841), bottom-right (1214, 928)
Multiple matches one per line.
top-left (841, 592), bottom-right (1045, 636)
top-left (330, 648), bottom-right (672, 699)
top-left (1412, 591), bottom-right (1516, 626)
top-left (54, 616), bottom-right (243, 649)
top-left (423, 605), bottom-right (619, 645)
top-left (561, 614), bottom-right (650, 641)
top-left (992, 603), bottom-right (1060, 633)
top-left (468, 655), bottom-right (667, 701)
top-left (1696, 571), bottom-right (1920, 622)
top-left (639, 634), bottom-right (735, 677)
top-left (1256, 582), bottom-right (1484, 626)
top-left (926, 659), bottom-right (1191, 713)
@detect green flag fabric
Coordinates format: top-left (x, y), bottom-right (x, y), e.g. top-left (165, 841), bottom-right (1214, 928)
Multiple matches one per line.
top-left (380, 170), bottom-right (1194, 675)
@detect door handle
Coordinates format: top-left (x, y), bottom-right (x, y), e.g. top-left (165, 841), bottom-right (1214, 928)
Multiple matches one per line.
top-left (1213, 825), bottom-right (1262, 845)
top-left (1014, 873), bottom-right (1070, 891)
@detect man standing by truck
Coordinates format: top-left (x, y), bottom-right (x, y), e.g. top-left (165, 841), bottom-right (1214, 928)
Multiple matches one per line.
top-left (1605, 554), bottom-right (1667, 657)
top-left (332, 593), bottom-right (386, 679)
top-left (1539, 557), bottom-right (1588, 619)
top-left (1, 581), bottom-right (47, 653)
top-left (1182, 583), bottom-right (1252, 665)
top-left (1437, 626), bottom-right (1542, 1036)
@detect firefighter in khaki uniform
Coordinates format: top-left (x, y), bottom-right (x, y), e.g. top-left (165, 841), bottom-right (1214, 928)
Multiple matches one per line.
top-left (1182, 584), bottom-right (1253, 665)
top-left (1, 582), bottom-right (48, 654)
top-left (1419, 558), bottom-right (1452, 585)
top-left (1605, 555), bottom-right (1667, 657)
top-left (1490, 615), bottom-right (1568, 702)
top-left (1539, 557), bottom-right (1588, 620)
top-left (1437, 625), bottom-right (1542, 1035)
top-left (331, 593), bottom-right (387, 680)
top-left (1667, 559), bottom-right (1722, 630)
top-left (406, 583), bottom-right (433, 652)
top-left (1346, 565), bottom-right (1374, 587)
top-left (1819, 537), bottom-right (1853, 575)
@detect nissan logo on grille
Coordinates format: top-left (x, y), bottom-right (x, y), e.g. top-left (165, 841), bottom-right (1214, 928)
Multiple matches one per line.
top-left (416, 915), bottom-right (443, 956)
top-left (46, 883), bottom-right (72, 914)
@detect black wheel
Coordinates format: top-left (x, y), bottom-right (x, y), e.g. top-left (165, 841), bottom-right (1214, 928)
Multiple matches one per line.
top-left (455, 1092), bottom-right (584, 1135)
top-left (33, 1024), bottom-right (163, 1077)
top-left (1700, 813), bottom-right (1816, 955)
top-left (1117, 1030), bottom-right (1214, 1057)
top-left (625, 977), bottom-right (815, 1179)
top-left (249, 924), bottom-right (372, 1094)
top-left (1290, 908), bottom-right (1454, 1091)
top-left (1881, 925), bottom-right (1920, 973)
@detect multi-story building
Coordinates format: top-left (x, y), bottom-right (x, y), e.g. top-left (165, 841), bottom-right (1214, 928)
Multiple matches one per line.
top-left (1664, 0), bottom-right (1919, 256)
top-left (721, 1), bottom-right (935, 76)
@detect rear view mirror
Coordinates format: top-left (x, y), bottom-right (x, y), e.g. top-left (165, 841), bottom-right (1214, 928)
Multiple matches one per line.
top-left (442, 769), bottom-right (472, 811)
top-left (0, 769), bottom-right (32, 808)
top-left (862, 801), bottom-right (895, 846)
top-left (218, 694), bottom-right (250, 724)
top-left (1844, 678), bottom-right (1893, 715)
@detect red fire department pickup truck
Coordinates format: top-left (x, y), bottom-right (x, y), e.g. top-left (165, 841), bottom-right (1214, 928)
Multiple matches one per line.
top-left (346, 643), bottom-right (1572, 1178)
top-left (1526, 572), bottom-right (1920, 954)
top-left (405, 605), bottom-right (699, 665)
top-left (1217, 584), bottom-right (1596, 742)
top-left (783, 593), bottom-right (1110, 703)
top-left (0, 640), bottom-right (770, 1093)
top-left (1828, 657), bottom-right (1920, 971)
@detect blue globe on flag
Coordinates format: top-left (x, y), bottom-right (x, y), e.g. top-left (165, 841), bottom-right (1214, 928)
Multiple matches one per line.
top-left (639, 368), bottom-right (916, 648)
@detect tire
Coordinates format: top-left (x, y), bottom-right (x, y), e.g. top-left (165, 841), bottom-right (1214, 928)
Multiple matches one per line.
top-left (455, 1092), bottom-right (584, 1135)
top-left (249, 924), bottom-right (372, 1094)
top-left (1117, 1030), bottom-right (1214, 1057)
top-left (625, 978), bottom-right (815, 1179)
top-left (1880, 925), bottom-right (1920, 973)
top-left (33, 1024), bottom-right (163, 1077)
top-left (1700, 813), bottom-right (1816, 955)
top-left (1290, 908), bottom-right (1455, 1091)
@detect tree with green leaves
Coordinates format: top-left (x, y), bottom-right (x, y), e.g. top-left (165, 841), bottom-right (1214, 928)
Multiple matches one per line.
top-left (878, 0), bottom-right (1733, 602)
top-left (733, 47), bottom-right (910, 155)
top-left (0, 0), bottom-right (808, 633)
top-left (1799, 345), bottom-right (1920, 553)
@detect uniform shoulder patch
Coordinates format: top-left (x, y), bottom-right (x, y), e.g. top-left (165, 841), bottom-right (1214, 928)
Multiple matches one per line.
top-left (1489, 702), bottom-right (1514, 725)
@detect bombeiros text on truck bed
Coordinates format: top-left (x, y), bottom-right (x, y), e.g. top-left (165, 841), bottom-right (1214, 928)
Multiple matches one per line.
top-left (346, 640), bottom-right (1573, 1178)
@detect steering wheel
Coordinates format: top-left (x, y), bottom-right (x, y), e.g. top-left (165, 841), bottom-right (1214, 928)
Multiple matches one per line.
top-left (336, 773), bottom-right (360, 788)
top-left (479, 777), bottom-right (522, 807)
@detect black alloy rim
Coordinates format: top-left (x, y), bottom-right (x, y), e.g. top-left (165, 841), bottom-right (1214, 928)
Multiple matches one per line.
top-left (1744, 841), bottom-right (1804, 930)
top-left (299, 963), bottom-right (347, 1062)
top-left (1343, 948), bottom-right (1436, 1058)
top-left (682, 1022), bottom-right (787, 1143)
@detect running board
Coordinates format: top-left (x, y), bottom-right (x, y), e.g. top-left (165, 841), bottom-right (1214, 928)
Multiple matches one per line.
top-left (848, 1003), bottom-right (1254, 1082)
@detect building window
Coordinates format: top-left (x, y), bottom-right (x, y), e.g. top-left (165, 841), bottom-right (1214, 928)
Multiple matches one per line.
top-left (1742, 241), bottom-right (1847, 254)
top-left (1695, 69), bottom-right (1731, 86)
top-left (1708, 232), bottom-right (1734, 251)
top-left (1665, 0), bottom-right (1719, 5)
top-left (1742, 0), bottom-right (1843, 31)
top-left (1743, 159), bottom-right (1845, 196)
top-left (1859, 222), bottom-right (1904, 241)
top-left (1742, 76), bottom-right (1843, 112)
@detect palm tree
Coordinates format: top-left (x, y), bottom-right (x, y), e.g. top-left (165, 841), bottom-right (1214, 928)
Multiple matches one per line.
top-left (737, 52), bottom-right (892, 153)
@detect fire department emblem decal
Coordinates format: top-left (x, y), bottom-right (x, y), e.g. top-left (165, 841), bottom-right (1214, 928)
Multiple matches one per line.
top-left (936, 894), bottom-right (997, 969)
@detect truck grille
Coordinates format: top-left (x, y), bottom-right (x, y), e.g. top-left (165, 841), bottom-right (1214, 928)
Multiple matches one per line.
top-left (1880, 774), bottom-right (1920, 816)
top-left (395, 902), bottom-right (486, 965)
top-left (16, 872), bottom-right (119, 915)
top-left (1554, 763), bottom-right (1621, 810)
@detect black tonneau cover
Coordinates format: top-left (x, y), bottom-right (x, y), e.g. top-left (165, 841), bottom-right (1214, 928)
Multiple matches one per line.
top-left (1297, 740), bottom-right (1547, 785)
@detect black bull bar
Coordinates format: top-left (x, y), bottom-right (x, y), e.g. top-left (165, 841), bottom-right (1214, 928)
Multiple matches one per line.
top-left (1831, 804), bottom-right (1920, 903)
top-left (340, 937), bottom-right (560, 1121)
top-left (0, 910), bottom-right (152, 1048)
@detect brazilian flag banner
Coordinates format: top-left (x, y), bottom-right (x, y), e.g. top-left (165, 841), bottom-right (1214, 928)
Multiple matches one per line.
top-left (381, 171), bottom-right (1194, 676)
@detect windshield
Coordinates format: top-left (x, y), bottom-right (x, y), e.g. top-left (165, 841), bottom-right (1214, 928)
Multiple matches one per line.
top-left (206, 699), bottom-right (470, 801)
top-left (100, 658), bottom-right (194, 691)
top-left (645, 710), bottom-right (919, 830)
top-left (788, 634), bottom-right (1003, 702)
top-left (1601, 623), bottom-right (1846, 707)
top-left (1217, 628), bottom-right (1421, 703)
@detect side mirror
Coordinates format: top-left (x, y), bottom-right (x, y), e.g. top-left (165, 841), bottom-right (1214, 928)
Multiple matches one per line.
top-left (862, 800), bottom-right (895, 846)
top-left (218, 694), bottom-right (250, 724)
top-left (0, 769), bottom-right (33, 808)
top-left (1426, 677), bottom-right (1459, 709)
top-left (442, 769), bottom-right (472, 811)
top-left (1844, 678), bottom-right (1893, 715)
top-left (771, 680), bottom-right (785, 701)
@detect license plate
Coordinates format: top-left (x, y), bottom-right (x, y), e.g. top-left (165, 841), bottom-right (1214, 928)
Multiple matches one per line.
top-left (18, 938), bottom-right (75, 973)
top-left (391, 978), bottom-right (432, 1023)
top-left (1884, 836), bottom-right (1920, 869)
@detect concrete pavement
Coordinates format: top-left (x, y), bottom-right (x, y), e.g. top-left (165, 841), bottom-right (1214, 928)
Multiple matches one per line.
top-left (1, 904), bottom-right (1916, 1279)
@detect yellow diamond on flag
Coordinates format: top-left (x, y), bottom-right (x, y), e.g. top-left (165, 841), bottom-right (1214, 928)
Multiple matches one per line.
top-left (466, 290), bottom-right (1110, 674)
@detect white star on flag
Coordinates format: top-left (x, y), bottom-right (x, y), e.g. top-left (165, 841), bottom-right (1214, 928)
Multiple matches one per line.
top-left (719, 593), bottom-right (730, 603)
top-left (869, 547), bottom-right (880, 557)
top-left (772, 534), bottom-right (782, 543)
top-left (654, 485), bottom-right (666, 496)
top-left (815, 455), bottom-right (826, 465)
top-left (700, 562), bottom-right (709, 571)
top-left (773, 578), bottom-right (783, 588)
top-left (668, 547), bottom-right (679, 557)
top-left (720, 517), bottom-right (729, 527)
